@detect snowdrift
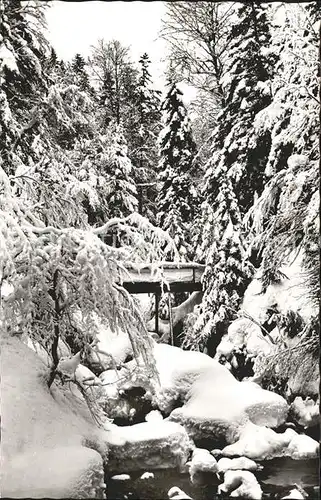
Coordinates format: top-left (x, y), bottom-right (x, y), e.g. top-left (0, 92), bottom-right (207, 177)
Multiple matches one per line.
top-left (1, 335), bottom-right (107, 499)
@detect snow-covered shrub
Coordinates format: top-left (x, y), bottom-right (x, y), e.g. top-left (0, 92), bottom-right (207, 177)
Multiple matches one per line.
top-left (0, 166), bottom-right (178, 391)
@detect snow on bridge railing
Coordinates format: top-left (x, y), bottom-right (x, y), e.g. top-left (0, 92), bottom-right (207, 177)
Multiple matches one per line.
top-left (118, 261), bottom-right (205, 294)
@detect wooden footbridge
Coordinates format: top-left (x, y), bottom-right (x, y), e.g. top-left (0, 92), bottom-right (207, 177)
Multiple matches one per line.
top-left (119, 261), bottom-right (205, 335)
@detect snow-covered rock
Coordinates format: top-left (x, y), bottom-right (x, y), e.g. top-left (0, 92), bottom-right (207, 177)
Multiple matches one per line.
top-left (221, 423), bottom-right (292, 460)
top-left (111, 474), bottom-right (131, 481)
top-left (168, 362), bottom-right (288, 444)
top-left (168, 486), bottom-right (193, 500)
top-left (221, 422), bottom-right (319, 461)
top-left (105, 420), bottom-right (194, 472)
top-left (218, 469), bottom-right (263, 499)
top-left (290, 396), bottom-right (319, 428)
top-left (1, 335), bottom-right (108, 499)
top-left (145, 409), bottom-right (164, 422)
top-left (189, 448), bottom-right (218, 484)
top-left (140, 471), bottom-right (154, 479)
top-left (281, 488), bottom-right (307, 499)
top-left (217, 457), bottom-right (261, 473)
top-left (153, 342), bottom-right (218, 413)
top-left (287, 432), bottom-right (319, 459)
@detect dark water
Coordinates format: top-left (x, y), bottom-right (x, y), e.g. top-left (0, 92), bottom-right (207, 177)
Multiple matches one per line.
top-left (106, 458), bottom-right (319, 500)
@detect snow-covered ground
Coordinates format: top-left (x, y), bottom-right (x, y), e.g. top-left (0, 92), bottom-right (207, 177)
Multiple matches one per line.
top-left (1, 334), bottom-right (108, 498)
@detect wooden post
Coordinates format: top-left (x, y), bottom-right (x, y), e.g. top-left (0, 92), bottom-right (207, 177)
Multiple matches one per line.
top-left (138, 185), bottom-right (143, 215)
top-left (155, 293), bottom-right (159, 335)
top-left (168, 292), bottom-right (174, 346)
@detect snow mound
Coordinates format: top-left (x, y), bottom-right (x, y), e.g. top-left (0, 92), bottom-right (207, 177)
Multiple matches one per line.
top-left (217, 457), bottom-right (261, 473)
top-left (218, 469), bottom-right (262, 499)
top-left (105, 420), bottom-right (194, 472)
top-left (2, 446), bottom-right (105, 499)
top-left (168, 486), bottom-right (193, 499)
top-left (1, 335), bottom-right (107, 498)
top-left (290, 396), bottom-right (319, 428)
top-left (153, 342), bottom-right (224, 413)
top-left (221, 423), bottom-right (319, 461)
top-left (140, 471), bottom-right (154, 479)
top-left (145, 409), bottom-right (164, 422)
top-left (281, 488), bottom-right (307, 499)
top-left (169, 362), bottom-right (288, 445)
top-left (189, 448), bottom-right (218, 484)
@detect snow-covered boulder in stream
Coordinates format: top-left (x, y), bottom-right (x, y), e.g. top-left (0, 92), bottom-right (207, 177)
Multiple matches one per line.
top-left (218, 469), bottom-right (263, 499)
top-left (104, 420), bottom-right (194, 472)
top-left (153, 342), bottom-right (218, 413)
top-left (168, 486), bottom-right (193, 500)
top-left (217, 457), bottom-right (262, 474)
top-left (1, 335), bottom-right (108, 499)
top-left (290, 396), bottom-right (319, 428)
top-left (220, 422), bottom-right (319, 460)
top-left (188, 447), bottom-right (218, 484)
top-left (168, 360), bottom-right (288, 445)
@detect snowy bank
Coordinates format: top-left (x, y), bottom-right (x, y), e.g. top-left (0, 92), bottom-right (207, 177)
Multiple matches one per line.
top-left (1, 335), bottom-right (108, 498)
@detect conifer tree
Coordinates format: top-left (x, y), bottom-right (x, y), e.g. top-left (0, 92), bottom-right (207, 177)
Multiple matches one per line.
top-left (253, 3), bottom-right (319, 178)
top-left (72, 53), bottom-right (90, 90)
top-left (189, 2), bottom-right (275, 351)
top-left (0, 0), bottom-right (49, 174)
top-left (156, 83), bottom-right (198, 260)
top-left (247, 4), bottom-right (320, 291)
top-left (133, 53), bottom-right (162, 220)
top-left (188, 165), bottom-right (254, 353)
top-left (204, 1), bottom-right (276, 214)
top-left (103, 124), bottom-right (139, 219)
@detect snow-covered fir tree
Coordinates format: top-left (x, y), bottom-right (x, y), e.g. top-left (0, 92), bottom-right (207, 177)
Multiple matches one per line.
top-left (134, 53), bottom-right (162, 220)
top-left (188, 167), bottom-right (254, 352)
top-left (71, 53), bottom-right (90, 91)
top-left (136, 53), bottom-right (162, 167)
top-left (253, 3), bottom-right (319, 178)
top-left (0, 0), bottom-right (49, 175)
top-left (102, 124), bottom-right (139, 219)
top-left (204, 1), bottom-right (277, 214)
top-left (190, 2), bottom-right (276, 351)
top-left (156, 82), bottom-right (199, 260)
top-left (246, 4), bottom-right (320, 294)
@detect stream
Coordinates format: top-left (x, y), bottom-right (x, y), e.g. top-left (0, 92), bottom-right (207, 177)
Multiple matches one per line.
top-left (106, 457), bottom-right (319, 499)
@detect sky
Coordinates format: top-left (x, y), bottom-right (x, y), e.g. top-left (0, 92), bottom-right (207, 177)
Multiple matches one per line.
top-left (45, 1), bottom-right (198, 101)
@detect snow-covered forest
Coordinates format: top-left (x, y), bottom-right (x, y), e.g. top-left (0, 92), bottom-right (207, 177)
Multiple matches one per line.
top-left (0, 1), bottom-right (319, 499)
